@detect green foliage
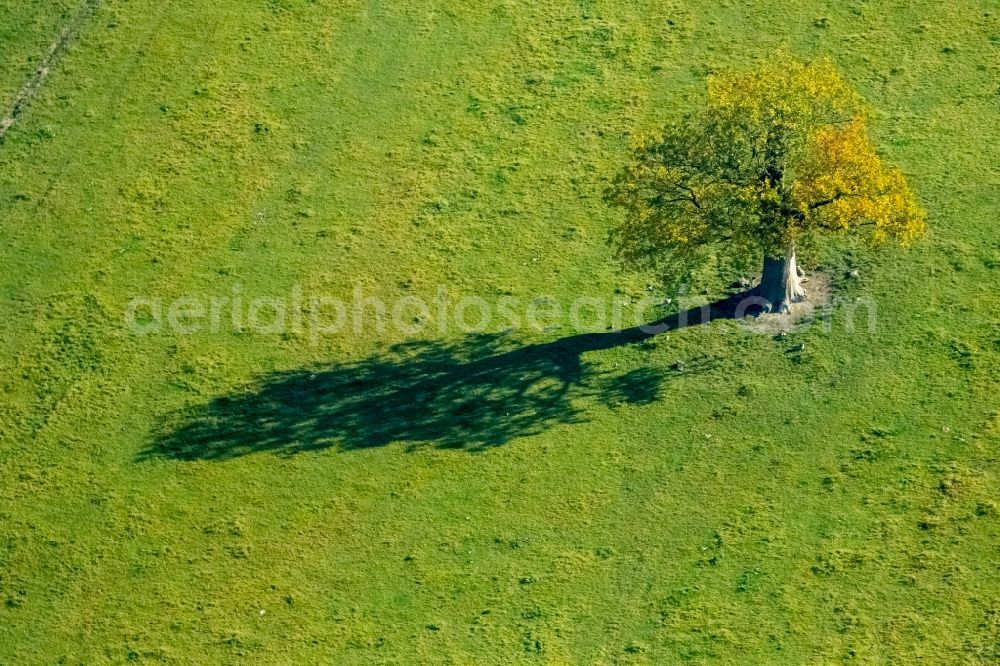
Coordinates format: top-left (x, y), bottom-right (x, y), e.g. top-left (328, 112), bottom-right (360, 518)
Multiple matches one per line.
top-left (606, 55), bottom-right (926, 288)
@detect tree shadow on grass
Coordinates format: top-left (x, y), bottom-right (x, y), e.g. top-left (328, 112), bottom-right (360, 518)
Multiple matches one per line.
top-left (141, 292), bottom-right (754, 461)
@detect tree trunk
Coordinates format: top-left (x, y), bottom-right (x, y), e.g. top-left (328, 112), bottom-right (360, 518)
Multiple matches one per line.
top-left (757, 246), bottom-right (806, 313)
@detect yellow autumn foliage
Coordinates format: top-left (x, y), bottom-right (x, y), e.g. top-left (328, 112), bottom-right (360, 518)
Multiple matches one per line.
top-left (606, 54), bottom-right (926, 285)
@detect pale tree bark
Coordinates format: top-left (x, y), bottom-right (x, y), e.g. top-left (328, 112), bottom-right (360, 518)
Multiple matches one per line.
top-left (757, 245), bottom-right (806, 313)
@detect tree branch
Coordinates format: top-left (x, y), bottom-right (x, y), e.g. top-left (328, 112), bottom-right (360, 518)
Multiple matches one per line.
top-left (654, 194), bottom-right (702, 209)
top-left (809, 192), bottom-right (847, 210)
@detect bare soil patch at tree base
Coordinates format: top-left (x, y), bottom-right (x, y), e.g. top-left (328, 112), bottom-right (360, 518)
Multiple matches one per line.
top-left (739, 271), bottom-right (832, 336)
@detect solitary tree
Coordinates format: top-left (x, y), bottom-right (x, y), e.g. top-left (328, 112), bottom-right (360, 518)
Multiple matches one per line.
top-left (606, 56), bottom-right (926, 313)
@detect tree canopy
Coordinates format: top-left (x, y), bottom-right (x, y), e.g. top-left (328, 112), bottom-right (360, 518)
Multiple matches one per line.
top-left (606, 55), bottom-right (926, 297)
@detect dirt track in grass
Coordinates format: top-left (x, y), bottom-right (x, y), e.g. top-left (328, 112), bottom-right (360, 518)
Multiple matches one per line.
top-left (0, 0), bottom-right (100, 141)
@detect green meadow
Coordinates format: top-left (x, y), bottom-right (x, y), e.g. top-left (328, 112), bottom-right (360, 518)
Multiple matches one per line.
top-left (1, 0), bottom-right (999, 662)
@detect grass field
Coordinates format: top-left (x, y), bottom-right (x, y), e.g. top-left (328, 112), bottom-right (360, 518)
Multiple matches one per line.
top-left (1, 0), bottom-right (999, 662)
